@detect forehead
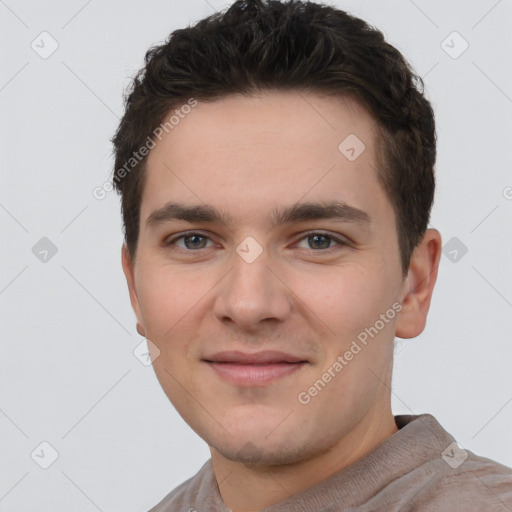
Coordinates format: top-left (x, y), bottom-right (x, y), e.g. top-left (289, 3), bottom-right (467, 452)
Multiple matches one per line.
top-left (140, 90), bottom-right (390, 230)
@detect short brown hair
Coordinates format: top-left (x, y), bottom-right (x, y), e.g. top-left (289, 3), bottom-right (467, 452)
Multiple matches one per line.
top-left (111, 0), bottom-right (436, 277)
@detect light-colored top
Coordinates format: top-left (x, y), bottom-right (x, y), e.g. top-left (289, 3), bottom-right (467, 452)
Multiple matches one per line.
top-left (148, 413), bottom-right (512, 511)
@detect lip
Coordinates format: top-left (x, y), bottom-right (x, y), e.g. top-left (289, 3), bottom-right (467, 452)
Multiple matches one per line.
top-left (202, 350), bottom-right (309, 386)
top-left (203, 350), bottom-right (307, 364)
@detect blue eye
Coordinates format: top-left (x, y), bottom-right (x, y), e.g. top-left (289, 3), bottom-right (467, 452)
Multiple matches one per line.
top-left (296, 232), bottom-right (345, 250)
top-left (163, 231), bottom-right (348, 252)
top-left (165, 232), bottom-right (213, 250)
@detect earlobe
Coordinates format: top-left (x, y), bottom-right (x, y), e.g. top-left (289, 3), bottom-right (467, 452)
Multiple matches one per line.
top-left (395, 229), bottom-right (442, 339)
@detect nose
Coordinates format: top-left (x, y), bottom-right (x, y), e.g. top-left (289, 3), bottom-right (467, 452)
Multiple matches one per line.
top-left (212, 244), bottom-right (292, 331)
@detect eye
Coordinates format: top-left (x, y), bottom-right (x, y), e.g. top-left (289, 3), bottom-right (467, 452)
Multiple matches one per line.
top-left (295, 231), bottom-right (348, 251)
top-left (163, 230), bottom-right (350, 253)
top-left (164, 232), bottom-right (214, 251)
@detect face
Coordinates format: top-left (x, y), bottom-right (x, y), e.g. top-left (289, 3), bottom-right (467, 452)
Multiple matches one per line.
top-left (123, 90), bottom-right (410, 466)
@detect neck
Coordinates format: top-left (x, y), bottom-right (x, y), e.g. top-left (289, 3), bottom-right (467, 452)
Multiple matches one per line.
top-left (210, 406), bottom-right (399, 512)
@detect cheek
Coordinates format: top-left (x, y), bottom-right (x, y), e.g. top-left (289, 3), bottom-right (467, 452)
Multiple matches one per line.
top-left (136, 266), bottom-right (195, 338)
top-left (294, 263), bottom-right (392, 338)
top-left (135, 264), bottom-right (220, 374)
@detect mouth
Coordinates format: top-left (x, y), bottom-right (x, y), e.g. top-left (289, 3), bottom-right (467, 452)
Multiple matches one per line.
top-left (202, 350), bottom-right (309, 386)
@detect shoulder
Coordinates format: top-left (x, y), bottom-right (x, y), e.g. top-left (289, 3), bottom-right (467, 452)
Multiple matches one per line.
top-left (147, 459), bottom-right (221, 512)
top-left (408, 451), bottom-right (512, 511)
top-left (372, 414), bottom-right (512, 511)
top-left (146, 475), bottom-right (195, 512)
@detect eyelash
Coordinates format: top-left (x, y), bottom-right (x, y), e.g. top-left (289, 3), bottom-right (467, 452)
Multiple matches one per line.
top-left (163, 230), bottom-right (350, 253)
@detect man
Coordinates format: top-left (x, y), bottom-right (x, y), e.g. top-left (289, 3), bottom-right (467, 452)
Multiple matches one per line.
top-left (112, 1), bottom-right (512, 510)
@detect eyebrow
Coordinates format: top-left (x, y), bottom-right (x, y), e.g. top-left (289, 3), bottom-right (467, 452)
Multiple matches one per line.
top-left (146, 200), bottom-right (372, 230)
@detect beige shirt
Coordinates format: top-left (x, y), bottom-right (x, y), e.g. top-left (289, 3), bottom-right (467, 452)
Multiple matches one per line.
top-left (148, 414), bottom-right (512, 511)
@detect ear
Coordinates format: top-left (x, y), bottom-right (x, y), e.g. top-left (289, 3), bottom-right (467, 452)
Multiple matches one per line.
top-left (395, 228), bottom-right (442, 339)
top-left (121, 244), bottom-right (144, 328)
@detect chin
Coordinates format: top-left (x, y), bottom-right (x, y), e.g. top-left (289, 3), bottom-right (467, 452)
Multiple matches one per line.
top-left (214, 441), bottom-right (310, 467)
top-left (208, 428), bottom-right (327, 468)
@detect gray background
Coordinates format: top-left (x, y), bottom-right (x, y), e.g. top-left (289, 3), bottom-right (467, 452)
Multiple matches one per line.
top-left (1, 0), bottom-right (511, 510)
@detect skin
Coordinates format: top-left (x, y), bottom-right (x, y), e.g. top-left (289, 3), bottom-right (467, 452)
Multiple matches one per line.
top-left (122, 90), bottom-right (442, 511)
